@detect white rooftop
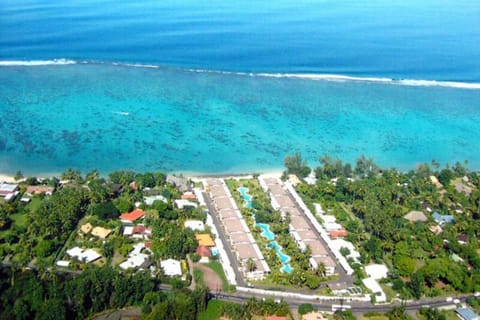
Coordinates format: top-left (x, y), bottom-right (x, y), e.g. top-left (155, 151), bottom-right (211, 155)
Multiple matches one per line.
top-left (119, 253), bottom-right (149, 270)
top-left (123, 226), bottom-right (134, 236)
top-left (365, 264), bottom-right (389, 280)
top-left (175, 199), bottom-right (198, 209)
top-left (321, 215), bottom-right (336, 223)
top-left (0, 183), bottom-right (18, 193)
top-left (324, 222), bottom-right (343, 231)
top-left (56, 260), bottom-right (70, 267)
top-left (66, 247), bottom-right (101, 263)
top-left (184, 220), bottom-right (205, 231)
top-left (144, 195), bottom-right (167, 205)
top-left (161, 259), bottom-right (182, 277)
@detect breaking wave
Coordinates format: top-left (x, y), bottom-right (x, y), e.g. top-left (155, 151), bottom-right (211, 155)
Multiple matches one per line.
top-left (1, 59), bottom-right (479, 89)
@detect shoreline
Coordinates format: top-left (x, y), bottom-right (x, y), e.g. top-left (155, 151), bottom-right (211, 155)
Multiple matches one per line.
top-left (0, 168), bottom-right (285, 184)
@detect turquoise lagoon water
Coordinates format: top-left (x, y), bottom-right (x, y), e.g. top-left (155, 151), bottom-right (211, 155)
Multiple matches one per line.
top-left (0, 63), bottom-right (479, 175)
top-left (238, 187), bottom-right (292, 273)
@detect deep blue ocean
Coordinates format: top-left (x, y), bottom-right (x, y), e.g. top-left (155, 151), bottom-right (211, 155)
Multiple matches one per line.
top-left (0, 0), bottom-right (479, 175)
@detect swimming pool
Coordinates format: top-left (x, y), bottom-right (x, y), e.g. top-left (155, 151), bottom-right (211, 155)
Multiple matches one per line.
top-left (238, 186), bottom-right (293, 273)
top-left (256, 223), bottom-right (275, 241)
top-left (238, 186), bottom-right (253, 209)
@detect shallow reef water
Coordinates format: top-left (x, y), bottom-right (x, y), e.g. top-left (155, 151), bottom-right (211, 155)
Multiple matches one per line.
top-left (0, 64), bottom-right (479, 175)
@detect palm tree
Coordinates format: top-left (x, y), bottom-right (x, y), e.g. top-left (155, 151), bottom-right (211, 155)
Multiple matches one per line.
top-left (246, 258), bottom-right (256, 272)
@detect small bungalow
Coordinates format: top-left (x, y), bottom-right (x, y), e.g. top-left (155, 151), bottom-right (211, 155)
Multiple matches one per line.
top-left (181, 192), bottom-right (196, 200)
top-left (119, 253), bottom-right (150, 270)
top-left (80, 223), bottom-right (93, 234)
top-left (404, 210), bottom-right (428, 223)
top-left (365, 264), bottom-right (389, 280)
top-left (120, 209), bottom-right (145, 223)
top-left (175, 199), bottom-right (197, 209)
top-left (144, 195), bottom-right (167, 205)
top-left (66, 247), bottom-right (101, 263)
top-left (26, 185), bottom-right (55, 195)
top-left (432, 212), bottom-right (454, 225)
top-left (161, 259), bottom-right (182, 277)
top-left (195, 234), bottom-right (215, 247)
top-left (456, 308), bottom-right (479, 320)
top-left (91, 226), bottom-right (112, 239)
top-left (184, 220), bottom-right (205, 231)
top-left (196, 245), bottom-right (212, 263)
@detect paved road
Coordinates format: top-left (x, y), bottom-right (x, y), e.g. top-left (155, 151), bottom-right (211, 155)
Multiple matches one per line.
top-left (213, 291), bottom-right (474, 313)
top-left (203, 191), bottom-right (246, 287)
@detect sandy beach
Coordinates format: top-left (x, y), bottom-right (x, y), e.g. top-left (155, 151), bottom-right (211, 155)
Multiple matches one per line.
top-left (0, 174), bottom-right (16, 183)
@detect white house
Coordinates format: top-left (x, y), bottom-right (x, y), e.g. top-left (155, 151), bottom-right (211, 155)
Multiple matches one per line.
top-left (184, 220), bottom-right (205, 231)
top-left (161, 259), bottom-right (182, 277)
top-left (175, 199), bottom-right (198, 209)
top-left (365, 264), bottom-right (389, 280)
top-left (144, 195), bottom-right (167, 205)
top-left (119, 253), bottom-right (150, 270)
top-left (66, 247), bottom-right (101, 263)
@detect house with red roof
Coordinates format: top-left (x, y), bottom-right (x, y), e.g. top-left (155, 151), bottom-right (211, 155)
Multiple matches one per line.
top-left (120, 209), bottom-right (145, 223)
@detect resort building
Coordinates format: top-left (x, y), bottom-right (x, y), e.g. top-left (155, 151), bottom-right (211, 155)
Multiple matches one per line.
top-left (205, 178), bottom-right (270, 280)
top-left (259, 176), bottom-right (337, 275)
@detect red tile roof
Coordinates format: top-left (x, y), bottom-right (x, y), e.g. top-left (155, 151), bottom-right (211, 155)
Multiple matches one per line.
top-left (196, 245), bottom-right (212, 257)
top-left (328, 229), bottom-right (348, 238)
top-left (120, 209), bottom-right (145, 222)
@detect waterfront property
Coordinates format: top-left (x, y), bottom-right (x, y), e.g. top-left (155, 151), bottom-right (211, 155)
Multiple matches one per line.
top-left (205, 178), bottom-right (270, 280)
top-left (259, 176), bottom-right (337, 275)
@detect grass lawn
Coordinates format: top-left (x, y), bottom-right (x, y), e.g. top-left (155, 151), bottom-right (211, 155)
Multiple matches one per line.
top-left (9, 213), bottom-right (28, 228)
top-left (206, 261), bottom-right (230, 292)
top-left (380, 284), bottom-right (397, 302)
top-left (197, 300), bottom-right (227, 320)
top-left (194, 268), bottom-right (206, 287)
top-left (25, 197), bottom-right (43, 212)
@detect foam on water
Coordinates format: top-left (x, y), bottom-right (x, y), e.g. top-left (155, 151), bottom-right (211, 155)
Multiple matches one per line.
top-left (0, 59), bottom-right (76, 66)
top-left (2, 60), bottom-right (479, 90)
